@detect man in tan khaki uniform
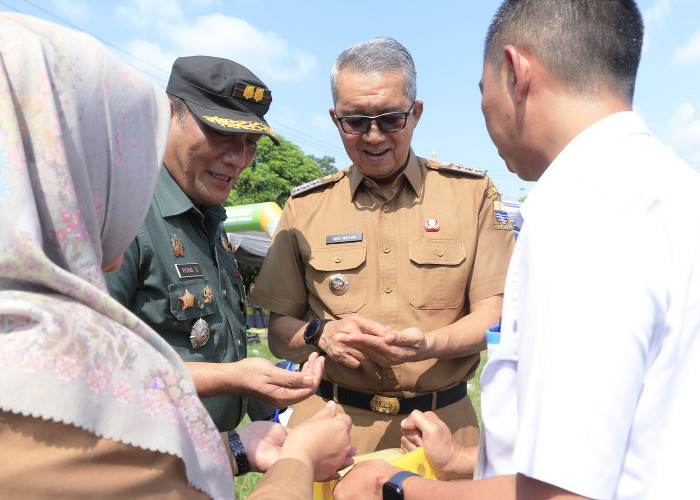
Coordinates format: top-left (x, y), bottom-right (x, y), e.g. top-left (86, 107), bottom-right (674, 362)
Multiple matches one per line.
top-left (252, 37), bottom-right (514, 454)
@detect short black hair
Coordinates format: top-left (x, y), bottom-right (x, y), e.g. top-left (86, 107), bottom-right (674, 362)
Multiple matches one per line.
top-left (167, 93), bottom-right (188, 125)
top-left (485, 0), bottom-right (644, 102)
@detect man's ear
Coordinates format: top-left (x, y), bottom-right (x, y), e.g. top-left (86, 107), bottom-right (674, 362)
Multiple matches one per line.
top-left (329, 107), bottom-right (338, 125)
top-left (504, 45), bottom-right (531, 104)
top-left (411, 99), bottom-right (424, 127)
top-left (169, 98), bottom-right (178, 123)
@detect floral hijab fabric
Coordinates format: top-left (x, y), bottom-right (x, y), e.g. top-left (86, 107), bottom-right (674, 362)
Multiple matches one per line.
top-left (0, 13), bottom-right (233, 499)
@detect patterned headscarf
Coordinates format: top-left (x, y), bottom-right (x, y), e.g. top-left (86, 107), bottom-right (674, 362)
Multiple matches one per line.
top-left (0, 13), bottom-right (233, 499)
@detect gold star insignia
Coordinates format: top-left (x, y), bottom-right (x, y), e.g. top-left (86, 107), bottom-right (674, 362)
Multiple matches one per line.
top-left (178, 288), bottom-right (195, 310)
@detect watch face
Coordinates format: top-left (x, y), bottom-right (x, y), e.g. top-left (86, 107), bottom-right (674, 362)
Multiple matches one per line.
top-left (382, 482), bottom-right (402, 500)
top-left (304, 319), bottom-right (321, 344)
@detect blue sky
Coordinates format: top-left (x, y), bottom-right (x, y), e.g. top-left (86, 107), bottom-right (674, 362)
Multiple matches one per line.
top-left (3, 0), bottom-right (700, 200)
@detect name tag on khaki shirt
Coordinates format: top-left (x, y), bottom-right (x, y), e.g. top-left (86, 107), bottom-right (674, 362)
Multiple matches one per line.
top-left (326, 232), bottom-right (363, 244)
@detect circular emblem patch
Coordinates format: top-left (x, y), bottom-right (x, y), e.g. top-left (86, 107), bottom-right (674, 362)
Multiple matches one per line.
top-left (328, 274), bottom-right (349, 296)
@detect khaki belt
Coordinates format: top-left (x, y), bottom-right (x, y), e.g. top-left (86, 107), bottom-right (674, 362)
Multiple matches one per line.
top-left (316, 379), bottom-right (467, 416)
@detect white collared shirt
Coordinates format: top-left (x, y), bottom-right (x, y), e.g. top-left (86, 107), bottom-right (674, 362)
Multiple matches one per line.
top-left (481, 112), bottom-right (700, 499)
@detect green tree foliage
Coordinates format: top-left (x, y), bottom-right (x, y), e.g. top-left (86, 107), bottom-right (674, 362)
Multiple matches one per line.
top-left (308, 154), bottom-right (338, 176)
top-left (226, 136), bottom-right (337, 209)
top-left (227, 136), bottom-right (337, 284)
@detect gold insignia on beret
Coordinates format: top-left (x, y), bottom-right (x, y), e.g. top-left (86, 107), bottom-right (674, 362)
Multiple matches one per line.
top-left (233, 81), bottom-right (271, 105)
top-left (202, 115), bottom-right (276, 138)
top-left (243, 85), bottom-right (255, 100)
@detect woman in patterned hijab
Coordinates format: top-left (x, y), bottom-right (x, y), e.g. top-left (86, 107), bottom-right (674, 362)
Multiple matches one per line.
top-left (0, 13), bottom-right (234, 498)
top-left (0, 13), bottom-right (356, 500)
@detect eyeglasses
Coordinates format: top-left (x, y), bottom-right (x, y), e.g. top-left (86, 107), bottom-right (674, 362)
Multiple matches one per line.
top-left (334, 102), bottom-right (416, 135)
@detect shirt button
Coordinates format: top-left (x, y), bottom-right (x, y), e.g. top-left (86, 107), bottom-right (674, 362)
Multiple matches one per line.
top-left (384, 286), bottom-right (392, 293)
top-left (382, 206), bottom-right (390, 213)
top-left (383, 245), bottom-right (391, 253)
top-left (223, 289), bottom-right (227, 297)
top-left (436, 248), bottom-right (444, 257)
top-left (333, 256), bottom-right (342, 263)
top-left (386, 369), bottom-right (396, 379)
top-left (364, 179), bottom-right (372, 187)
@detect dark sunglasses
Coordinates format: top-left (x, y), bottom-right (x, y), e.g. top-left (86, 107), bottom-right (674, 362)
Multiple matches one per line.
top-left (335, 102), bottom-right (416, 135)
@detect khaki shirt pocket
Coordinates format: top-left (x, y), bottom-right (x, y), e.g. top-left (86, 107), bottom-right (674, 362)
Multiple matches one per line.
top-left (307, 244), bottom-right (367, 314)
top-left (409, 239), bottom-right (467, 309)
top-left (168, 279), bottom-right (217, 320)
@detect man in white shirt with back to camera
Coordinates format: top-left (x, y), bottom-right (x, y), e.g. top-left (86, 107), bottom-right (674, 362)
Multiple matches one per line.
top-left (334, 0), bottom-right (700, 498)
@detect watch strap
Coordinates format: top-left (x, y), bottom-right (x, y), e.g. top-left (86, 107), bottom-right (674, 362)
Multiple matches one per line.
top-left (228, 431), bottom-right (251, 475)
top-left (383, 470), bottom-right (419, 499)
top-left (305, 318), bottom-right (331, 353)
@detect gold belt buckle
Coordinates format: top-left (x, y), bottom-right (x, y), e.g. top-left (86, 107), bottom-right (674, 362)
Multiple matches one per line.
top-left (370, 395), bottom-right (400, 416)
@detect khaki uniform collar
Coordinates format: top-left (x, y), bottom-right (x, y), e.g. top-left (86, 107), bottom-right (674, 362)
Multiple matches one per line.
top-left (348, 148), bottom-right (423, 198)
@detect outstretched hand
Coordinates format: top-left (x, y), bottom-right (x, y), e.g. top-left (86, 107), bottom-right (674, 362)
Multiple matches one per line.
top-left (277, 400), bottom-right (357, 481)
top-left (238, 352), bottom-right (325, 407)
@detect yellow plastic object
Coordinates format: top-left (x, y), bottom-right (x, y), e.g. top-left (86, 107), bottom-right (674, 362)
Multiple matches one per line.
top-left (312, 447), bottom-right (435, 499)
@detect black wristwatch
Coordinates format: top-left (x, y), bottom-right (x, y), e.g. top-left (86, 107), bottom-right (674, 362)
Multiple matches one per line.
top-left (383, 470), bottom-right (419, 499)
top-left (228, 431), bottom-right (250, 475)
top-left (303, 318), bottom-right (331, 355)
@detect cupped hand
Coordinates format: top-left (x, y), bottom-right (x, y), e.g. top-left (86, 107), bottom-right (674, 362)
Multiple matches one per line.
top-left (236, 420), bottom-right (289, 473)
top-left (333, 326), bottom-right (427, 367)
top-left (238, 353), bottom-right (324, 407)
top-left (319, 315), bottom-right (387, 368)
top-left (400, 410), bottom-right (475, 480)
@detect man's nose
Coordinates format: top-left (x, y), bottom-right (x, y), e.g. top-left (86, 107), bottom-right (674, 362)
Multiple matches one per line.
top-left (363, 119), bottom-right (386, 142)
top-left (220, 137), bottom-right (247, 168)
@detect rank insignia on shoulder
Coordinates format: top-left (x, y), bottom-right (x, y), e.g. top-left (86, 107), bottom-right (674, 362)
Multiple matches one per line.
top-left (427, 160), bottom-right (486, 177)
top-left (171, 234), bottom-right (184, 257)
top-left (290, 171), bottom-right (345, 197)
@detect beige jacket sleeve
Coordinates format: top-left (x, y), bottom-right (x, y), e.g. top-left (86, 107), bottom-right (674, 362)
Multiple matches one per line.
top-left (0, 410), bottom-right (210, 499)
top-left (248, 458), bottom-right (313, 500)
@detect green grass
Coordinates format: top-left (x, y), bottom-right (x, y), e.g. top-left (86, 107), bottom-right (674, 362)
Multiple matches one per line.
top-left (235, 341), bottom-right (279, 499)
top-left (234, 342), bottom-right (486, 499)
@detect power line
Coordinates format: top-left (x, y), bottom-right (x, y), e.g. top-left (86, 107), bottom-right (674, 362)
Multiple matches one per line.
top-left (268, 120), bottom-right (346, 158)
top-left (4, 0), bottom-right (346, 161)
top-left (20, 0), bottom-right (171, 79)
